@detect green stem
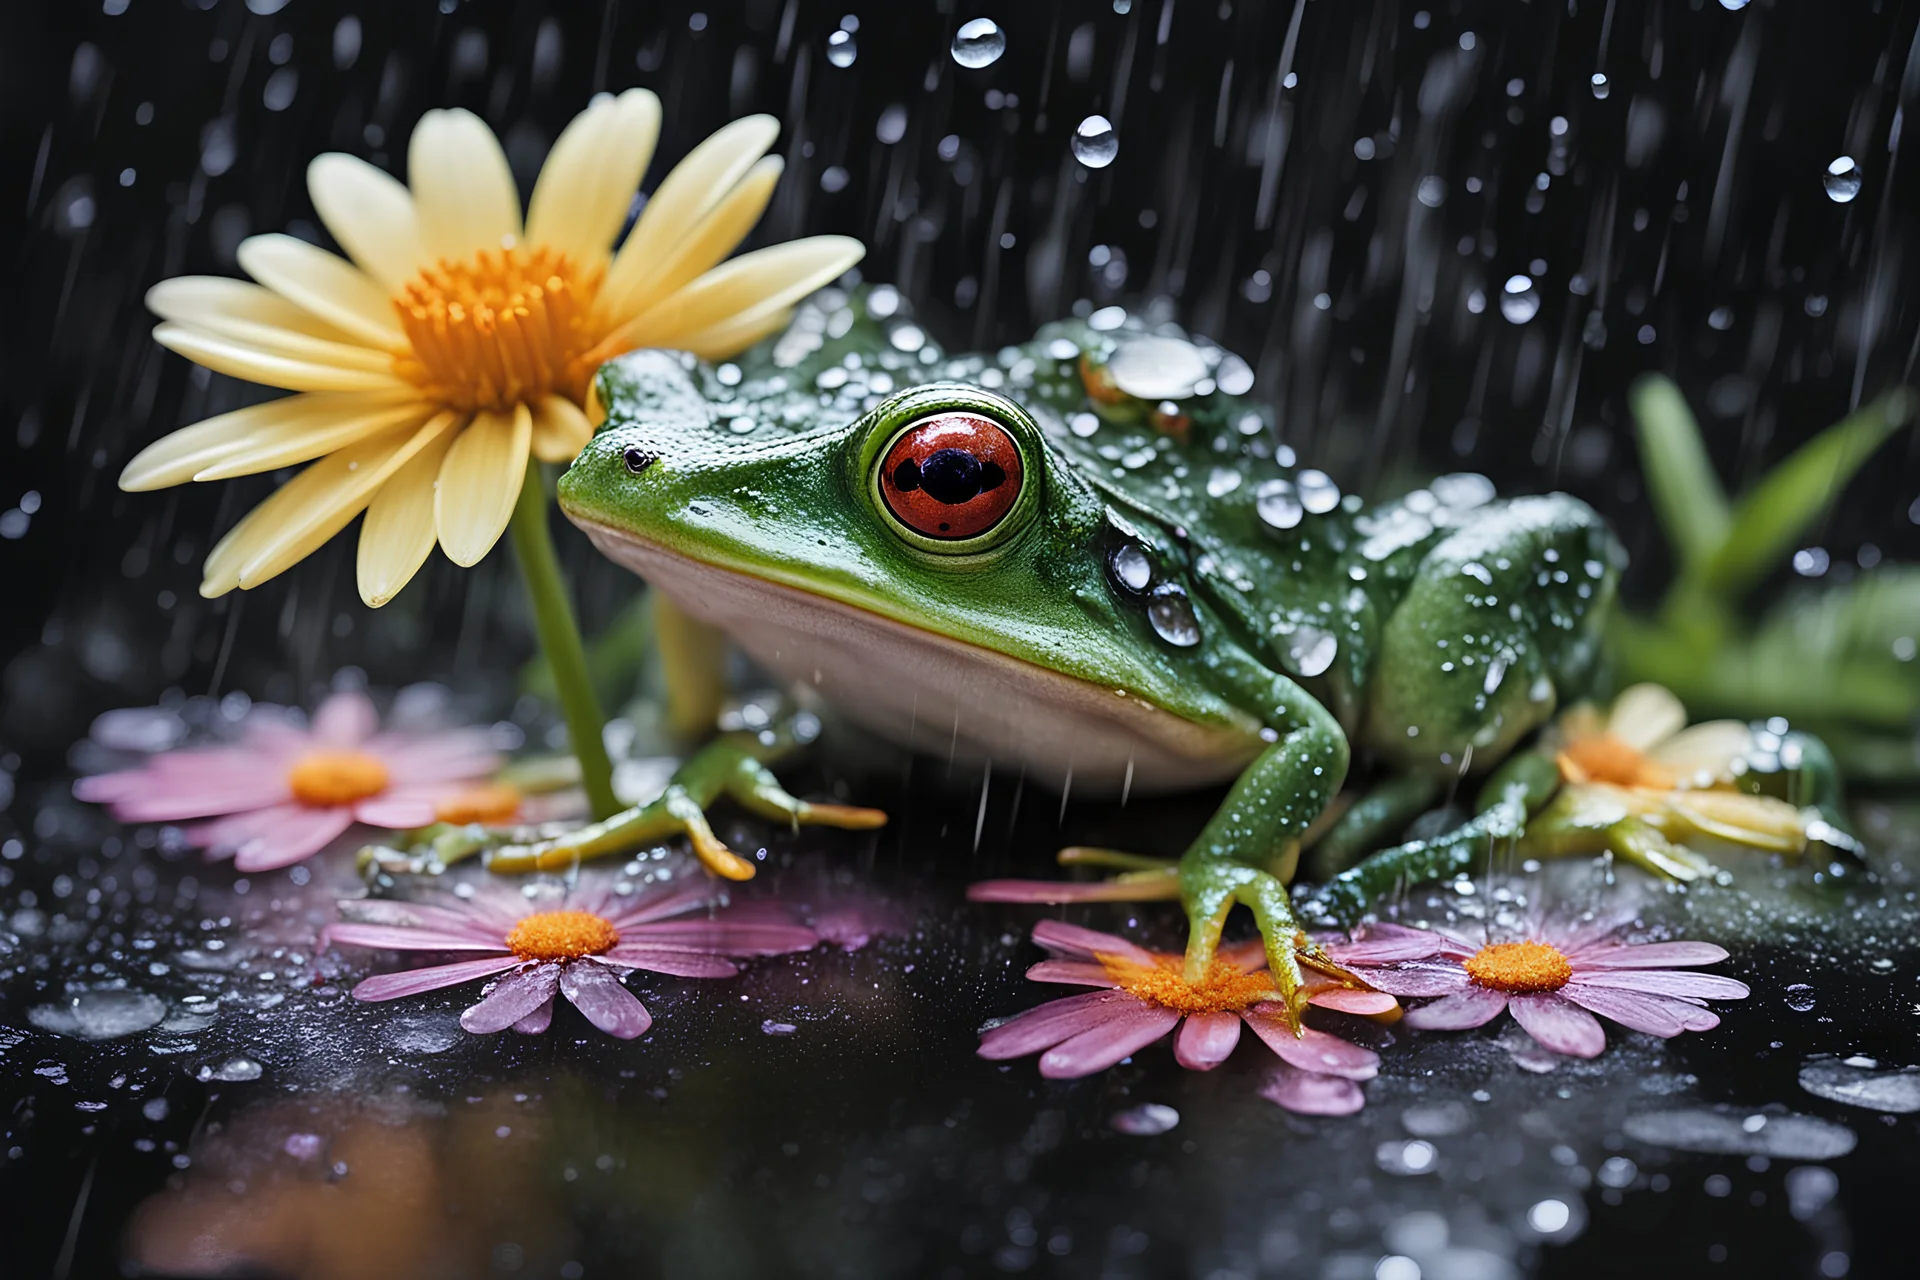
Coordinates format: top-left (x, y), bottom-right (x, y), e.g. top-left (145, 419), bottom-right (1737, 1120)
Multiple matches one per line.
top-left (508, 467), bottom-right (619, 820)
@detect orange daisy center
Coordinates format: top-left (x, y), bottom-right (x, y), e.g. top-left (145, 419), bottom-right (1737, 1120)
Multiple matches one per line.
top-left (392, 245), bottom-right (605, 413)
top-left (505, 910), bottom-right (621, 962)
top-left (1463, 940), bottom-right (1573, 993)
top-left (287, 751), bottom-right (391, 807)
top-left (434, 783), bottom-right (523, 826)
top-left (1098, 953), bottom-right (1276, 1015)
top-left (1558, 733), bottom-right (1676, 789)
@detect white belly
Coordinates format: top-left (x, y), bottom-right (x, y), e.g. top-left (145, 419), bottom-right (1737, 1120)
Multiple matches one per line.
top-left (575, 520), bottom-right (1260, 798)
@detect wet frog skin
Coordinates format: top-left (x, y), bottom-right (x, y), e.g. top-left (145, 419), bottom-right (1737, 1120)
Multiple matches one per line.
top-left (549, 294), bottom-right (1622, 1024)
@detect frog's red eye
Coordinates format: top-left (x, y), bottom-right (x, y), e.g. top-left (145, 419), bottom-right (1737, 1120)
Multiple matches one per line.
top-left (878, 413), bottom-right (1024, 540)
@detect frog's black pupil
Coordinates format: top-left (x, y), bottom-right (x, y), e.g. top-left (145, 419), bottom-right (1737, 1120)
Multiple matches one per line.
top-left (908, 448), bottom-right (1006, 505)
top-left (624, 448), bottom-right (657, 474)
top-left (892, 459), bottom-right (921, 492)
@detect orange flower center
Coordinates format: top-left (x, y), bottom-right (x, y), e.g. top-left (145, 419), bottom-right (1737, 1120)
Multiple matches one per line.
top-left (1097, 953), bottom-right (1276, 1015)
top-left (1463, 940), bottom-right (1573, 993)
top-left (392, 245), bottom-right (605, 413)
top-left (1558, 733), bottom-right (1676, 789)
top-left (287, 751), bottom-right (391, 807)
top-left (434, 783), bottom-right (522, 826)
top-left (505, 910), bottom-right (620, 962)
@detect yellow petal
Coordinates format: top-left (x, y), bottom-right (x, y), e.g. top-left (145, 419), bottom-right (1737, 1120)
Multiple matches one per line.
top-left (120, 391), bottom-right (403, 491)
top-left (435, 403), bottom-right (532, 566)
top-left (155, 309), bottom-right (394, 373)
top-left (529, 394), bottom-right (593, 463)
top-left (235, 233), bottom-right (406, 349)
top-left (147, 276), bottom-right (357, 342)
top-left (1605, 683), bottom-right (1688, 752)
top-left (599, 115), bottom-right (781, 319)
top-left (194, 401), bottom-right (435, 482)
top-left (154, 322), bottom-right (407, 392)
top-left (525, 89), bottom-right (661, 268)
top-left (357, 419), bottom-right (460, 606)
top-left (675, 302), bottom-right (795, 361)
top-left (1663, 791), bottom-right (1807, 855)
top-left (1648, 720), bottom-right (1755, 783)
top-left (307, 153), bottom-right (428, 291)
top-left (600, 235), bottom-right (864, 357)
top-left (602, 156), bottom-right (783, 326)
top-left (408, 108), bottom-right (522, 264)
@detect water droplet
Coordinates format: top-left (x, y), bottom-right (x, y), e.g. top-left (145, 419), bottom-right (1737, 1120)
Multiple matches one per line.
top-left (1107, 336), bottom-right (1209, 400)
top-left (1823, 155), bottom-right (1862, 203)
top-left (28, 988), bottom-right (167, 1040)
top-left (1430, 472), bottom-right (1496, 508)
top-left (1590, 72), bottom-right (1610, 99)
top-left (203, 1056), bottom-right (263, 1082)
top-left (1255, 478), bottom-right (1303, 529)
top-left (1717, 0), bottom-right (1751, 10)
top-left (1798, 1057), bottom-right (1920, 1114)
top-left (1784, 983), bottom-right (1816, 1012)
top-left (1286, 626), bottom-right (1339, 677)
top-left (1528, 1198), bottom-right (1574, 1234)
top-left (1068, 412), bottom-right (1100, 438)
top-left (951, 17), bottom-right (1007, 68)
top-left (1375, 1138), bottom-right (1438, 1175)
top-left (1147, 585), bottom-right (1201, 647)
top-left (1500, 274), bottom-right (1541, 323)
top-left (1206, 467), bottom-right (1243, 498)
top-left (1297, 469), bottom-right (1341, 514)
top-left (826, 29), bottom-right (857, 67)
top-left (1416, 176), bottom-right (1446, 207)
top-left (760, 1019), bottom-right (799, 1036)
top-left (1110, 1103), bottom-right (1179, 1135)
top-left (1215, 353), bottom-right (1255, 395)
top-left (1109, 542), bottom-right (1154, 593)
top-left (1071, 115), bottom-right (1119, 168)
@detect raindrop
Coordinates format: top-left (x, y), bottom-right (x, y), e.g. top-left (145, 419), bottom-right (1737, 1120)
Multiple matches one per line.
top-left (1784, 983), bottom-right (1816, 1012)
top-left (1071, 115), bottom-right (1119, 168)
top-left (1500, 275), bottom-right (1541, 323)
top-left (1798, 1058), bottom-right (1920, 1114)
top-left (1528, 1199), bottom-right (1573, 1234)
top-left (1107, 336), bottom-right (1209, 400)
top-left (1110, 1103), bottom-right (1179, 1135)
top-left (1430, 472), bottom-right (1495, 508)
top-left (203, 1056), bottom-right (264, 1082)
top-left (1255, 478), bottom-right (1303, 529)
top-left (1718, 0), bottom-right (1751, 9)
top-left (761, 1019), bottom-right (799, 1035)
top-left (1375, 1138), bottom-right (1437, 1175)
top-left (1286, 626), bottom-right (1339, 677)
top-left (1206, 467), bottom-right (1243, 498)
top-left (1590, 72), bottom-right (1610, 99)
top-left (1297, 469), bottom-right (1341, 514)
top-left (1215, 354), bottom-right (1255, 395)
top-left (1147, 585), bottom-right (1202, 647)
top-left (826, 29), bottom-right (857, 67)
top-left (1622, 1107), bottom-right (1855, 1159)
top-left (28, 989), bottom-right (167, 1040)
top-left (1068, 412), bottom-right (1100, 438)
top-left (1823, 156), bottom-right (1862, 203)
top-left (951, 18), bottom-right (1007, 68)
top-left (1109, 542), bottom-right (1154, 593)
top-left (1416, 176), bottom-right (1446, 208)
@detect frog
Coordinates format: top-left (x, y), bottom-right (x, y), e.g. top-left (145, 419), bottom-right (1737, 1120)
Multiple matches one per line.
top-left (493, 294), bottom-right (1625, 1028)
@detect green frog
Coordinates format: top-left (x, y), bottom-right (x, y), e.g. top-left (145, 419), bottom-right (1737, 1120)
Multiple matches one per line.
top-left (501, 295), bottom-right (1627, 1026)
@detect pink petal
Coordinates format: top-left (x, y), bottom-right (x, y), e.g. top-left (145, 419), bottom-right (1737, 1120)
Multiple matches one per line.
top-left (1672, 1004), bottom-right (1722, 1032)
top-left (312, 691), bottom-right (379, 746)
top-left (599, 946), bottom-right (739, 978)
top-left (1173, 1011), bottom-right (1241, 1070)
top-left (1025, 960), bottom-right (1120, 988)
top-left (1558, 983), bottom-right (1699, 1039)
top-left (370, 730), bottom-right (500, 778)
top-left (1029, 919), bottom-right (1158, 965)
top-left (1038, 1003), bottom-right (1182, 1078)
top-left (1403, 986), bottom-right (1510, 1030)
top-left (83, 768), bottom-right (290, 821)
top-left (334, 899), bottom-right (510, 942)
top-left (241, 716), bottom-right (313, 757)
top-left (978, 990), bottom-right (1157, 1060)
top-left (232, 805), bottom-right (357, 871)
top-left (1260, 1066), bottom-right (1366, 1116)
top-left (560, 962), bottom-right (654, 1039)
top-left (606, 886), bottom-right (725, 928)
top-left (1240, 1009), bottom-right (1379, 1080)
top-left (627, 919), bottom-right (817, 956)
top-left (352, 955), bottom-right (520, 1002)
top-left (1349, 961), bottom-right (1472, 998)
top-left (325, 922), bottom-right (508, 954)
top-left (1571, 970), bottom-right (1750, 1001)
top-left (1567, 940), bottom-right (1730, 969)
top-left (1324, 922), bottom-right (1456, 964)
top-left (1508, 992), bottom-right (1607, 1058)
top-left (511, 999), bottom-right (554, 1035)
top-left (352, 796), bottom-right (441, 829)
top-left (966, 879), bottom-right (1170, 904)
top-left (461, 964), bottom-right (563, 1034)
top-left (1308, 986), bottom-right (1401, 1016)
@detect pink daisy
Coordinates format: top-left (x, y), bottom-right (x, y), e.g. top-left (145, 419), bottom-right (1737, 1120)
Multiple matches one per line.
top-left (74, 690), bottom-right (501, 871)
top-left (977, 921), bottom-right (1398, 1115)
top-left (327, 883), bottom-right (818, 1040)
top-left (1324, 918), bottom-right (1750, 1059)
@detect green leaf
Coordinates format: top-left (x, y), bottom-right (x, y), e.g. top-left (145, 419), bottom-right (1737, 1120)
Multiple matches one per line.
top-left (1702, 388), bottom-right (1914, 597)
top-left (1630, 374), bottom-right (1731, 574)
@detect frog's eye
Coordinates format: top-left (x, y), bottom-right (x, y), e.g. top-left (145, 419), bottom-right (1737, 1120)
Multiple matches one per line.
top-left (877, 413), bottom-right (1024, 541)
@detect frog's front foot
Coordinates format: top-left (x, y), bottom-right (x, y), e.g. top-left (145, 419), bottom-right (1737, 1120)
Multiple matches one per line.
top-left (1178, 856), bottom-right (1359, 1034)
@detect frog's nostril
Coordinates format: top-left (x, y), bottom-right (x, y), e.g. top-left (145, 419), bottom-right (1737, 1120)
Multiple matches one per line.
top-left (623, 448), bottom-right (657, 475)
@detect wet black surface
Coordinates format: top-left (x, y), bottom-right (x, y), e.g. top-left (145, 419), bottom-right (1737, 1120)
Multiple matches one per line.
top-left (5, 2), bottom-right (1920, 1277)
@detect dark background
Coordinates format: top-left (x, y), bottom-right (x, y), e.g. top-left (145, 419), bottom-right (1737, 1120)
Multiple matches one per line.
top-left (2, 1), bottom-right (1919, 1277)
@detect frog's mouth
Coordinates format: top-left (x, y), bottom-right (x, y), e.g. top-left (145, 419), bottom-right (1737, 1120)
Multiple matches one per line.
top-left (567, 517), bottom-right (1260, 798)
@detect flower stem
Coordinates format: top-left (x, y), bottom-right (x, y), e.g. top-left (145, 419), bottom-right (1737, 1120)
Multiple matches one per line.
top-left (508, 467), bottom-right (620, 820)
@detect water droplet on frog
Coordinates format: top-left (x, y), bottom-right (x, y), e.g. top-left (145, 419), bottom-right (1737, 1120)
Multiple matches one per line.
top-left (1215, 353), bottom-right (1255, 395)
top-left (1107, 336), bottom-right (1208, 400)
top-left (1430, 472), bottom-right (1495, 508)
top-left (888, 323), bottom-right (926, 353)
top-left (1068, 412), bottom-right (1100, 438)
top-left (1297, 469), bottom-right (1341, 514)
top-left (951, 17), bottom-right (1007, 68)
top-left (729, 416), bottom-right (756, 434)
top-left (1590, 72), bottom-right (1610, 99)
top-left (826, 29), bottom-right (857, 67)
top-left (1500, 274), bottom-right (1541, 323)
top-left (1206, 467), bottom-right (1243, 498)
top-left (1071, 115), bottom-right (1119, 168)
top-left (1147, 585), bottom-right (1201, 647)
top-left (1110, 1103), bottom-right (1180, 1135)
top-left (1286, 626), bottom-right (1339, 677)
top-left (1823, 156), bottom-right (1862, 203)
top-left (1256, 478), bottom-right (1303, 529)
top-left (1109, 542), bottom-right (1154, 593)
top-left (1784, 983), bottom-right (1816, 1012)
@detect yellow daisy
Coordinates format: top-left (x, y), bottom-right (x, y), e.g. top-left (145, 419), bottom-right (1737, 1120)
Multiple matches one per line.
top-left (122, 92), bottom-right (863, 607)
